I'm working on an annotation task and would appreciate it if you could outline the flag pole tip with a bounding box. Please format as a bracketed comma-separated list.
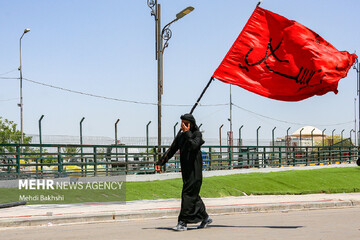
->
[257, 0, 263, 7]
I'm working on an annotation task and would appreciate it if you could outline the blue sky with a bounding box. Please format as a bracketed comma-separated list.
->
[0, 0, 359, 142]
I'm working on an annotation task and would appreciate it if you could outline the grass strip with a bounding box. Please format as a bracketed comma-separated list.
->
[126, 167, 360, 201]
[0, 167, 359, 204]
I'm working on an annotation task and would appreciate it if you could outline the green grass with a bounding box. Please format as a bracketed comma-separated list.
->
[1, 167, 359, 204]
[126, 167, 360, 201]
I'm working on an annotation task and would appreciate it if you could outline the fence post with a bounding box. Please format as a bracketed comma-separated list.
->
[93, 147, 97, 176]
[306, 147, 309, 166]
[228, 145, 232, 169]
[256, 126, 261, 168]
[272, 127, 276, 167]
[279, 146, 282, 167]
[162, 147, 166, 172]
[16, 145, 20, 177]
[125, 147, 128, 174]
[57, 146, 62, 177]
[209, 147, 212, 170]
[39, 115, 44, 173]
[115, 119, 120, 163]
[146, 121, 151, 156]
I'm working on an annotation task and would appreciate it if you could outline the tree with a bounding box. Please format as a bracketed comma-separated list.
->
[62, 146, 80, 162]
[0, 117, 32, 153]
[314, 135, 353, 147]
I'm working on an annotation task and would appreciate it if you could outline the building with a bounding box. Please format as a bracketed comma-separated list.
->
[275, 126, 325, 147]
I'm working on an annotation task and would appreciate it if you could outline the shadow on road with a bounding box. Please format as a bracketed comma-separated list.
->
[143, 225, 303, 231]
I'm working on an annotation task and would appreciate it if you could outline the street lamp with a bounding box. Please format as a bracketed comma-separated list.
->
[19, 28, 30, 144]
[147, 1, 194, 158]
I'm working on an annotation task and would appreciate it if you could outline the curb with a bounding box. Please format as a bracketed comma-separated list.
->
[1, 200, 359, 228]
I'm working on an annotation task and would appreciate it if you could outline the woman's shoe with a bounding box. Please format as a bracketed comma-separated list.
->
[172, 221, 187, 231]
[197, 217, 213, 229]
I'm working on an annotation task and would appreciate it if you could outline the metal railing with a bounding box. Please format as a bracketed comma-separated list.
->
[0, 143, 357, 179]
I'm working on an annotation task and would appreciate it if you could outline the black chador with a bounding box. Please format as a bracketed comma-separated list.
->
[156, 114, 211, 230]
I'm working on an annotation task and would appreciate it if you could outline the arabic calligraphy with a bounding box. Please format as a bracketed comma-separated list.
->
[238, 38, 321, 88]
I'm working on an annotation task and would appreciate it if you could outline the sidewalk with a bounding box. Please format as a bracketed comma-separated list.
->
[1, 193, 360, 228]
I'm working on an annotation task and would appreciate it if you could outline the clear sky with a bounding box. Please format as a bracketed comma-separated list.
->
[0, 0, 359, 142]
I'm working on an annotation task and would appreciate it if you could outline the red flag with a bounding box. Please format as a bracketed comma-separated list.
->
[212, 7, 357, 101]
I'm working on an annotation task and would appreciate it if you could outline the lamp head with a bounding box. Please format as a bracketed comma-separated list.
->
[24, 28, 30, 34]
[176, 6, 194, 20]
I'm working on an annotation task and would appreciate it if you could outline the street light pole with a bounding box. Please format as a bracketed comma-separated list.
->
[147, 1, 194, 159]
[19, 28, 30, 144]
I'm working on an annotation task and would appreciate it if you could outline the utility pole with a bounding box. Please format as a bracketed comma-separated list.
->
[19, 28, 30, 144]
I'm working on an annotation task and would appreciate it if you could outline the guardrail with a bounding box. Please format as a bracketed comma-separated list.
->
[0, 144, 357, 179]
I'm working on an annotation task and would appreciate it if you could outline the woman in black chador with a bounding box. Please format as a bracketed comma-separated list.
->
[155, 113, 212, 231]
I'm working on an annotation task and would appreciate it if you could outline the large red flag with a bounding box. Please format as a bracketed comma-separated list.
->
[212, 7, 357, 101]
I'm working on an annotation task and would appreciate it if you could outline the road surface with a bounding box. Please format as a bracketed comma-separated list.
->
[2, 207, 360, 240]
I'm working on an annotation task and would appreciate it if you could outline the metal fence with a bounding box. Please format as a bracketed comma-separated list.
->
[0, 143, 358, 179]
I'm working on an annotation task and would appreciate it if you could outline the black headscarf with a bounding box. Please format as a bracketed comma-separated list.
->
[180, 113, 199, 132]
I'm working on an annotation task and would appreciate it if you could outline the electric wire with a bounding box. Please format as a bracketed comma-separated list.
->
[0, 76, 355, 127]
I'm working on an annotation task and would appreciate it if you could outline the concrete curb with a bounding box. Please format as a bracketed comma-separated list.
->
[1, 200, 359, 228]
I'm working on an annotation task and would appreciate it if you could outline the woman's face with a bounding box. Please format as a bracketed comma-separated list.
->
[181, 120, 191, 128]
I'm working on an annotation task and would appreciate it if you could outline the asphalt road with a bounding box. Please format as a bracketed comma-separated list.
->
[2, 208, 360, 240]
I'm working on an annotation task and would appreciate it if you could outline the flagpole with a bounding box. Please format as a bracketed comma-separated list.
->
[190, 77, 215, 114]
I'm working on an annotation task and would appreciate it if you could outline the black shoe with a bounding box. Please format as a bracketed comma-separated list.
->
[197, 217, 213, 229]
[172, 221, 187, 231]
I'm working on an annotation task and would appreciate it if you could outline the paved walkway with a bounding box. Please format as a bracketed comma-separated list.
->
[127, 163, 357, 181]
[1, 193, 360, 228]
